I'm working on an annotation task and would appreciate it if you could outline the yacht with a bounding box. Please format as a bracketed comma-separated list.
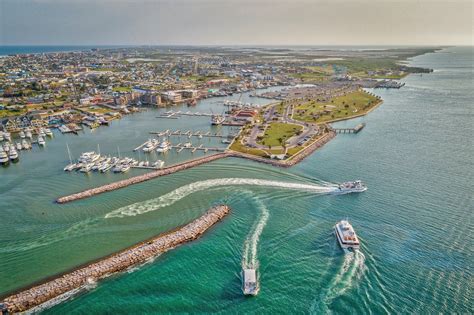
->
[37, 136, 46, 146]
[39, 128, 46, 137]
[0, 132, 3, 142]
[4, 132, 11, 142]
[153, 160, 165, 169]
[25, 130, 33, 139]
[242, 268, 259, 296]
[3, 142, 10, 152]
[79, 163, 93, 173]
[22, 139, 30, 149]
[211, 114, 225, 125]
[183, 142, 192, 148]
[142, 139, 157, 152]
[331, 180, 367, 195]
[44, 128, 53, 137]
[8, 147, 19, 162]
[120, 164, 131, 173]
[16, 142, 22, 151]
[334, 220, 360, 252]
[78, 151, 100, 163]
[19, 130, 26, 139]
[156, 140, 171, 153]
[0, 150, 9, 165]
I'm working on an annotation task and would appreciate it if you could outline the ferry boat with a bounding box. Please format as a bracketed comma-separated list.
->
[211, 114, 225, 125]
[0, 150, 9, 165]
[242, 268, 259, 296]
[331, 180, 367, 195]
[156, 140, 171, 153]
[334, 220, 360, 252]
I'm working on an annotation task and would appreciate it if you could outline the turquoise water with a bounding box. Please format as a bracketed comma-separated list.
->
[1, 47, 472, 313]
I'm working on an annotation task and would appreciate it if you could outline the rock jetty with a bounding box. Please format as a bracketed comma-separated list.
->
[1, 205, 231, 314]
[56, 152, 231, 203]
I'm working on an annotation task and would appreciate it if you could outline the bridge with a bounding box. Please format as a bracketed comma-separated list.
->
[333, 123, 366, 134]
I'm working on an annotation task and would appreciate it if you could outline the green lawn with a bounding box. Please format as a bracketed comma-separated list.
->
[293, 90, 380, 123]
[258, 122, 303, 147]
[229, 140, 268, 157]
[113, 86, 132, 92]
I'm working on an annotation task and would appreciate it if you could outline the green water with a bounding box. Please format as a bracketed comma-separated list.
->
[1, 47, 472, 313]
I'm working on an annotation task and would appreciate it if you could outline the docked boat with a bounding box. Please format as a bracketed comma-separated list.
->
[39, 128, 46, 137]
[142, 139, 157, 152]
[334, 220, 360, 252]
[44, 128, 53, 137]
[79, 163, 93, 173]
[152, 160, 165, 168]
[37, 136, 46, 146]
[242, 268, 259, 296]
[183, 142, 192, 148]
[16, 142, 22, 151]
[331, 180, 367, 195]
[0, 150, 9, 165]
[4, 132, 11, 142]
[3, 143, 10, 152]
[19, 130, 26, 139]
[8, 147, 19, 162]
[25, 130, 33, 139]
[21, 139, 30, 149]
[0, 133, 3, 142]
[211, 114, 225, 125]
[156, 140, 171, 153]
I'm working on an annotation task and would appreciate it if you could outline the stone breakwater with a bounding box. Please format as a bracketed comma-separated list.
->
[1, 205, 231, 314]
[56, 152, 232, 203]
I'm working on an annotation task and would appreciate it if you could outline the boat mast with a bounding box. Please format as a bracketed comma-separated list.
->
[66, 143, 72, 164]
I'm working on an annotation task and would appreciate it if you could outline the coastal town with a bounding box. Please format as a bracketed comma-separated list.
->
[0, 46, 433, 167]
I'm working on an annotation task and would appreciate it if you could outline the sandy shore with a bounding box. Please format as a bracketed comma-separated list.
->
[1, 205, 231, 314]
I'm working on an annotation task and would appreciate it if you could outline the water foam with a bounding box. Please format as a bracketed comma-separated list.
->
[242, 197, 270, 269]
[105, 178, 334, 219]
[311, 250, 366, 314]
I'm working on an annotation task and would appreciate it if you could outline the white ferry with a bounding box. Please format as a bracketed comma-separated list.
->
[331, 180, 367, 195]
[242, 268, 259, 296]
[334, 220, 360, 252]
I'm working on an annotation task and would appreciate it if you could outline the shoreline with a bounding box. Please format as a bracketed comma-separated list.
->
[1, 205, 231, 313]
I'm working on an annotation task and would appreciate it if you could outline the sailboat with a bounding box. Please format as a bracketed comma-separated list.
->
[63, 143, 77, 171]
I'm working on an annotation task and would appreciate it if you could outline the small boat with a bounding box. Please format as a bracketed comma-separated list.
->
[79, 163, 93, 173]
[8, 147, 19, 162]
[156, 140, 171, 153]
[44, 128, 53, 137]
[19, 130, 26, 139]
[22, 139, 30, 149]
[120, 165, 131, 173]
[331, 180, 367, 195]
[4, 132, 11, 142]
[16, 142, 22, 150]
[242, 268, 259, 296]
[211, 114, 225, 125]
[25, 130, 33, 139]
[3, 143, 10, 152]
[153, 160, 165, 168]
[0, 149, 9, 165]
[334, 220, 360, 252]
[37, 136, 46, 146]
[183, 142, 192, 148]
[39, 128, 46, 137]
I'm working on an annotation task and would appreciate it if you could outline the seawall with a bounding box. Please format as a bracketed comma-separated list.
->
[1, 205, 231, 314]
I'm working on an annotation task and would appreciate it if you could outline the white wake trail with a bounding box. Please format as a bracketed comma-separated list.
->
[311, 250, 366, 314]
[105, 178, 334, 219]
[242, 197, 270, 269]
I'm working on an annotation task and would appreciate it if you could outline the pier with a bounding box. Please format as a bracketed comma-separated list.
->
[1, 205, 231, 314]
[157, 110, 215, 119]
[149, 129, 237, 139]
[333, 123, 366, 134]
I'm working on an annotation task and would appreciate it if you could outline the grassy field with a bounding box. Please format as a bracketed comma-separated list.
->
[229, 139, 268, 157]
[293, 90, 380, 123]
[257, 122, 303, 147]
[112, 86, 132, 92]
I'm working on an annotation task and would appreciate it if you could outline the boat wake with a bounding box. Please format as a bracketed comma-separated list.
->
[242, 196, 269, 270]
[311, 250, 366, 314]
[105, 178, 334, 219]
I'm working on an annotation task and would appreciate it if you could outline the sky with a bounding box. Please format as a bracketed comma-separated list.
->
[0, 0, 472, 46]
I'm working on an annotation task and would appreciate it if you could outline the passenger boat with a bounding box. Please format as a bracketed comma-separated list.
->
[0, 150, 9, 165]
[331, 180, 367, 195]
[242, 268, 259, 296]
[334, 220, 360, 252]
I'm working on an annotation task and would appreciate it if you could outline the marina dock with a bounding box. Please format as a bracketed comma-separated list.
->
[0, 205, 231, 313]
[149, 129, 237, 139]
[333, 123, 366, 134]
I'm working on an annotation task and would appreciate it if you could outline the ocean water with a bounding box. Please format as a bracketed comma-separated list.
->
[0, 46, 124, 56]
[0, 47, 472, 313]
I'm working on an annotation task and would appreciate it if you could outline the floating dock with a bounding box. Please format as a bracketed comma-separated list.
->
[0, 205, 231, 314]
